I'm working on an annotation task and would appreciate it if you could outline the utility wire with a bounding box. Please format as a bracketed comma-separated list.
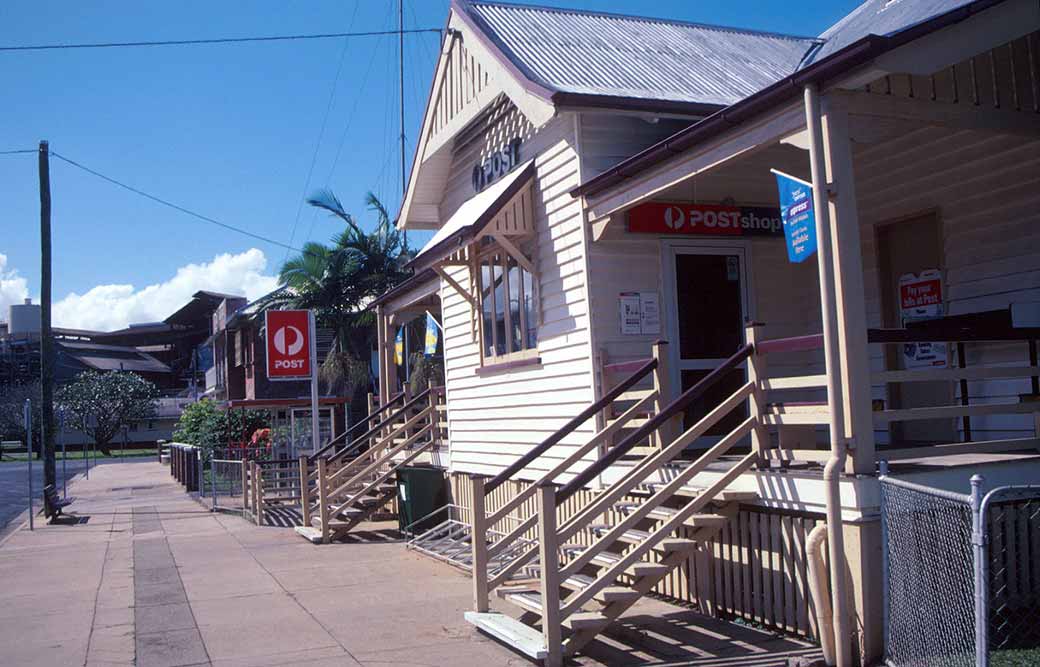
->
[0, 148, 37, 155]
[283, 0, 361, 262]
[0, 29, 442, 52]
[50, 151, 309, 256]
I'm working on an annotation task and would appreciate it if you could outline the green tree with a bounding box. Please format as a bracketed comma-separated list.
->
[0, 380, 48, 459]
[57, 371, 159, 455]
[173, 399, 269, 459]
[265, 192, 413, 400]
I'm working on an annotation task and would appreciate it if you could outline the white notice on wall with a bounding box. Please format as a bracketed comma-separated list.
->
[619, 292, 642, 335]
[639, 292, 660, 335]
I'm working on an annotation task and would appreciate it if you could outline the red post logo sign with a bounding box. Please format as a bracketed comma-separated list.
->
[265, 310, 312, 379]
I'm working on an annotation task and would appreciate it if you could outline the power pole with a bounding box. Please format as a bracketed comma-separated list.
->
[39, 140, 56, 490]
[399, 0, 407, 251]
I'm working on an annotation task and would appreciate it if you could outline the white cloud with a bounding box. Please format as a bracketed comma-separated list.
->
[0, 253, 31, 318]
[52, 248, 280, 331]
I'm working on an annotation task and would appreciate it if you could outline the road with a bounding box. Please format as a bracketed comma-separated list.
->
[0, 458, 92, 537]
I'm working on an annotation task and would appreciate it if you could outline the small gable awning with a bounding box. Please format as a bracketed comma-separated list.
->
[408, 160, 535, 273]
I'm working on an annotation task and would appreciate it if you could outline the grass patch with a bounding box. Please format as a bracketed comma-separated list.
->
[0, 447, 156, 462]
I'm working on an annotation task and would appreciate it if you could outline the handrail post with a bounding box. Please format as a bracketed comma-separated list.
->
[745, 324, 769, 467]
[317, 457, 330, 544]
[299, 455, 311, 526]
[428, 389, 440, 449]
[651, 341, 675, 449]
[254, 462, 264, 526]
[470, 474, 490, 612]
[241, 459, 249, 512]
[537, 483, 563, 667]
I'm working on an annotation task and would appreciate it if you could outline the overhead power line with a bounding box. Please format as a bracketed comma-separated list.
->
[50, 151, 308, 256]
[0, 28, 442, 52]
[0, 148, 37, 155]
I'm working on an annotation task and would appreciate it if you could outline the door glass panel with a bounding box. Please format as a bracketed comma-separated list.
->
[675, 254, 744, 359]
[680, 368, 749, 439]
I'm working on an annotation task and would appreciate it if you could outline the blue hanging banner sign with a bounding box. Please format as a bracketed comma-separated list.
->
[424, 313, 439, 356]
[771, 169, 817, 263]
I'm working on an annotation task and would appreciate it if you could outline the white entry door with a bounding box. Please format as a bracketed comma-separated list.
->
[664, 244, 752, 447]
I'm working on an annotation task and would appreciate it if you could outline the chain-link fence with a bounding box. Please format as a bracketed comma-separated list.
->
[207, 459, 245, 510]
[880, 468, 1040, 667]
[984, 488, 1040, 666]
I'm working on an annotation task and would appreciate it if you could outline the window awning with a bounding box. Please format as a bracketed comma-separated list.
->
[408, 159, 535, 273]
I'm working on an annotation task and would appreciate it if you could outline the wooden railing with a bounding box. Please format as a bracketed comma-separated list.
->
[243, 458, 301, 525]
[470, 343, 668, 610]
[747, 317, 1040, 465]
[469, 342, 762, 660]
[300, 386, 445, 541]
[307, 390, 406, 462]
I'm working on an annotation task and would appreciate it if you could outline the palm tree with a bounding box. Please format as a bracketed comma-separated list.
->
[263, 192, 413, 402]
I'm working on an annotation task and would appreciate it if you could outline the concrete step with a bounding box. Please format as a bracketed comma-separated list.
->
[464, 612, 547, 661]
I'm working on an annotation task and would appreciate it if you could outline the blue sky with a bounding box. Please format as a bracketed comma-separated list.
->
[0, 0, 861, 330]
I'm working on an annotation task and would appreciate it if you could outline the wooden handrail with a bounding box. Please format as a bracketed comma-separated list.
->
[310, 387, 442, 464]
[867, 327, 1040, 343]
[756, 334, 824, 355]
[556, 343, 753, 504]
[603, 357, 652, 374]
[484, 358, 658, 494]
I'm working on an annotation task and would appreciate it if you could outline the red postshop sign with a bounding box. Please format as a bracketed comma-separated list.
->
[627, 202, 785, 237]
[265, 310, 312, 379]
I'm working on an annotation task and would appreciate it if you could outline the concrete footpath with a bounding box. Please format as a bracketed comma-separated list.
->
[0, 460, 820, 667]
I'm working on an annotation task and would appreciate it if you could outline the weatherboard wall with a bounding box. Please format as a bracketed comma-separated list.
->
[853, 123, 1040, 444]
[436, 106, 602, 480]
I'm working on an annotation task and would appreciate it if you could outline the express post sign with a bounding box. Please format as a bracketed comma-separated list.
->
[265, 309, 313, 380]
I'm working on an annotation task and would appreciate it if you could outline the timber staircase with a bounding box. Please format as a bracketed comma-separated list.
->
[464, 341, 765, 665]
[295, 386, 445, 544]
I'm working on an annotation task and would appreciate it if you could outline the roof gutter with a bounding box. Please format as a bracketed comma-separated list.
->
[570, 0, 1007, 199]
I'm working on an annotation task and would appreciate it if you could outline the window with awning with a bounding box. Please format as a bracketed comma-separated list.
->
[408, 160, 539, 366]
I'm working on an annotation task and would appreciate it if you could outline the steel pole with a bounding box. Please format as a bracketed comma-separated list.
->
[24, 399, 33, 531]
[60, 411, 66, 499]
[308, 310, 320, 457]
[971, 474, 987, 667]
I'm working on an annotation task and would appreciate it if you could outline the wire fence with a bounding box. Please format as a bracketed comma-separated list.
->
[880, 467, 1040, 667]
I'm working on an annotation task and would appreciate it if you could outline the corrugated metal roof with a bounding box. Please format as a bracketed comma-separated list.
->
[807, 0, 977, 64]
[465, 1, 821, 107]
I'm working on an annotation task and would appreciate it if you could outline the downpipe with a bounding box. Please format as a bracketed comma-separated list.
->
[804, 81, 853, 667]
[823, 442, 851, 667]
[807, 524, 836, 666]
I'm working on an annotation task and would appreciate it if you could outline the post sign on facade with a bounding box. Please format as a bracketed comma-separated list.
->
[900, 270, 947, 368]
[619, 291, 661, 335]
[772, 169, 817, 263]
[627, 202, 783, 237]
[472, 138, 522, 192]
[265, 309, 313, 379]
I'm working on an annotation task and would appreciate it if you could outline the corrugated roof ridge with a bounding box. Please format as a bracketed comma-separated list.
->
[468, 0, 823, 44]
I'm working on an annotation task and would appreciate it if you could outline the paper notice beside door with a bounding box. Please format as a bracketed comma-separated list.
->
[619, 291, 661, 335]
[639, 292, 660, 335]
[619, 292, 642, 335]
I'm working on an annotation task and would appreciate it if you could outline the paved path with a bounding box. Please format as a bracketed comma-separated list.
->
[0, 458, 89, 536]
[0, 460, 820, 666]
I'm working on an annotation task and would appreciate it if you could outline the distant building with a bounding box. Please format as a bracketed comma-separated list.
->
[205, 292, 348, 455]
[1, 292, 236, 447]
